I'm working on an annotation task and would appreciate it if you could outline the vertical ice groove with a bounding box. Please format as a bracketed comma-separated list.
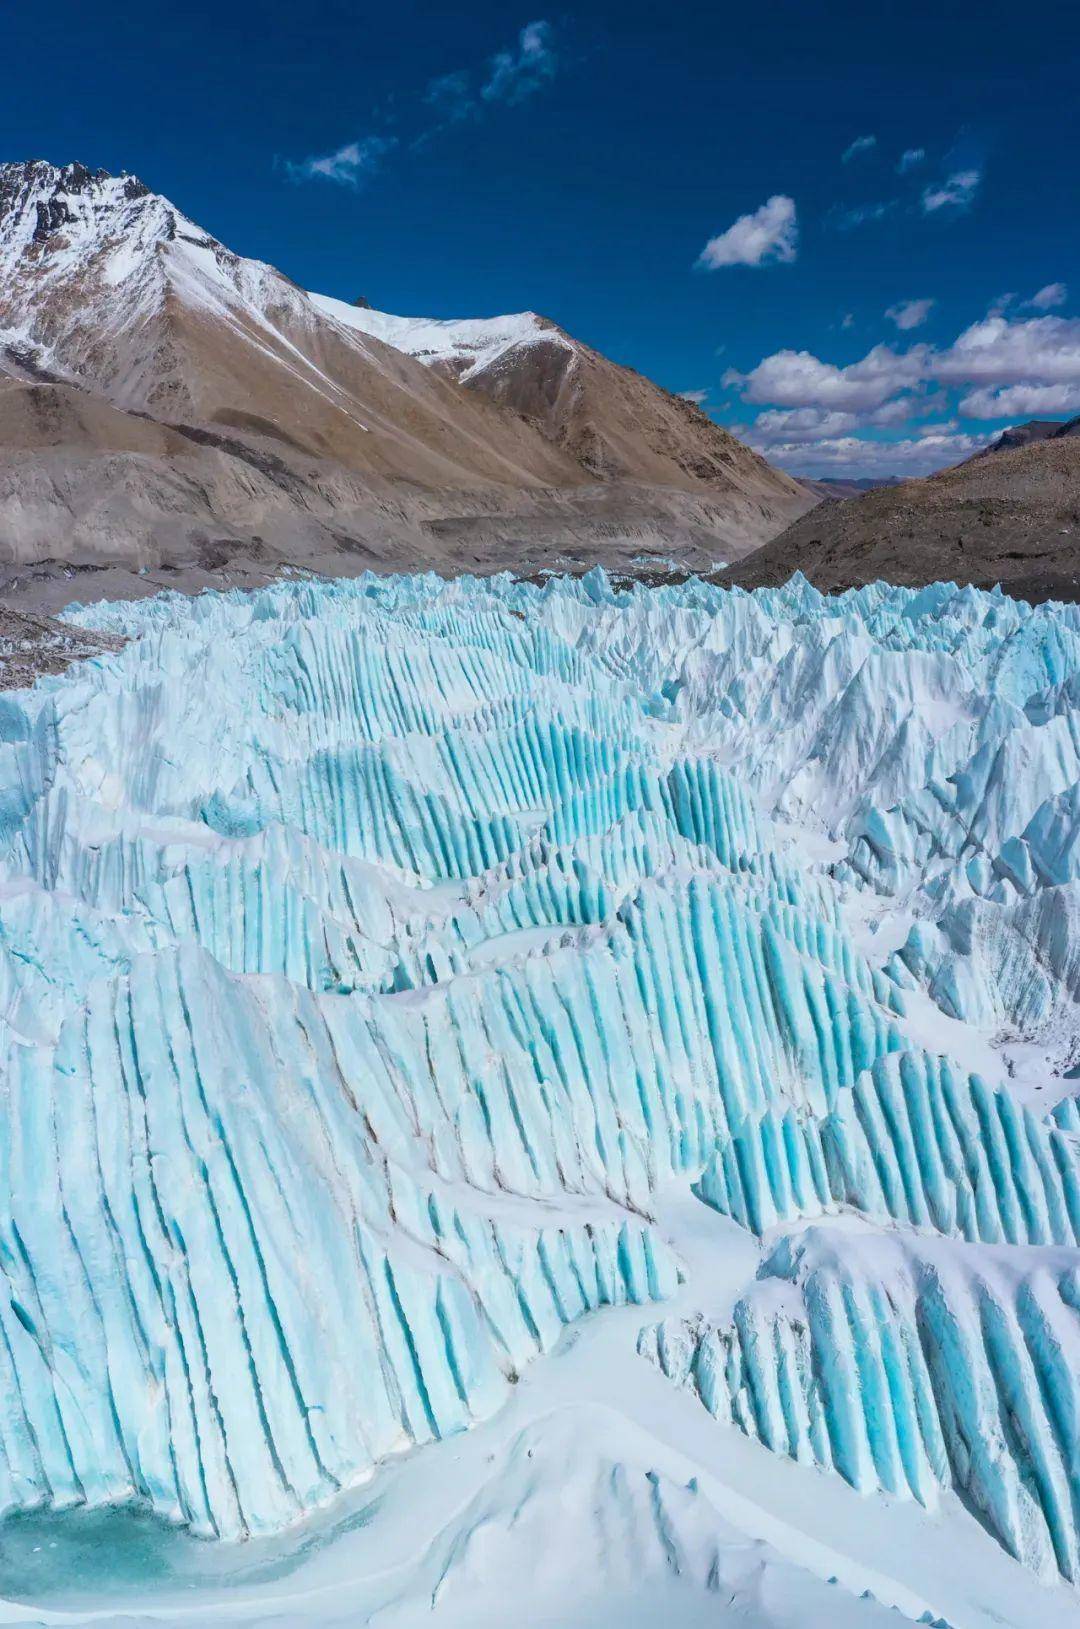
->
[643, 1227, 1080, 1580]
[5, 567, 1080, 1570]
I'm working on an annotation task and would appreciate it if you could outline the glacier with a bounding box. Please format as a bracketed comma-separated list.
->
[0, 568, 1079, 1625]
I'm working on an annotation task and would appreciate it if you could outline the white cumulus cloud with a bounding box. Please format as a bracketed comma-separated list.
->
[762, 399, 922, 439]
[750, 397, 933, 446]
[886, 298, 935, 331]
[697, 195, 798, 270]
[725, 301, 1080, 474]
[934, 314, 1080, 390]
[753, 431, 986, 479]
[730, 316, 1080, 423]
[725, 343, 927, 413]
[958, 382, 1080, 419]
[751, 407, 861, 442]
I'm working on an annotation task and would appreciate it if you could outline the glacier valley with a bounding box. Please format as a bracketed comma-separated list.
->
[0, 568, 1079, 1626]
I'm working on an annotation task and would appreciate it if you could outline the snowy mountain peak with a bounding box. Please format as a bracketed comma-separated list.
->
[309, 292, 574, 383]
[0, 159, 270, 408]
[0, 160, 209, 339]
[0, 158, 150, 203]
[0, 160, 207, 280]
[0, 157, 813, 539]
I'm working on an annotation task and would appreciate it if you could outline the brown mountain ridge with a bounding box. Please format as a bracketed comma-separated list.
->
[0, 161, 814, 608]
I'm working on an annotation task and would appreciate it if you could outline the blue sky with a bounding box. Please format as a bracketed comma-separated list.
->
[4, 0, 1079, 476]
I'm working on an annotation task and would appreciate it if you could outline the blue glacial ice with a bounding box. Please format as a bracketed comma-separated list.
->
[639, 1226, 1080, 1582]
[0, 568, 1079, 1596]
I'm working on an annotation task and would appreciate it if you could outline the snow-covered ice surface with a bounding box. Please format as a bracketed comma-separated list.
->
[2, 568, 1080, 1625]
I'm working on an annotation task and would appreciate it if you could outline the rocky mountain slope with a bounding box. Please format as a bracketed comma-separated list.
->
[0, 161, 814, 602]
[311, 294, 803, 495]
[725, 432, 1080, 603]
[973, 416, 1080, 458]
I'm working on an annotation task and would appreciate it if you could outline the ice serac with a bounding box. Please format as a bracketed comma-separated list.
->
[0, 568, 1079, 1606]
[640, 1227, 1080, 1582]
[692, 1045, 1080, 1245]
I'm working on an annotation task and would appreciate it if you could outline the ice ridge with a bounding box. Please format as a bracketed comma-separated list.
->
[0, 567, 1075, 1588]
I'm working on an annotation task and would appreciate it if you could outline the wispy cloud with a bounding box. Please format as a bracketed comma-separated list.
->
[897, 147, 925, 174]
[284, 135, 398, 188]
[286, 21, 560, 185]
[832, 199, 895, 231]
[697, 195, 797, 270]
[989, 284, 1069, 318]
[481, 20, 557, 105]
[425, 69, 476, 125]
[678, 388, 709, 404]
[1027, 281, 1068, 311]
[842, 134, 877, 163]
[921, 168, 981, 212]
[886, 297, 935, 331]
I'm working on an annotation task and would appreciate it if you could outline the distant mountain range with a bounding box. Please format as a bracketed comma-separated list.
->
[0, 161, 814, 605]
[800, 474, 904, 501]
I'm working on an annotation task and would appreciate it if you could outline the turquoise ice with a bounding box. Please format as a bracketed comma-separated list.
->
[0, 568, 1076, 1581]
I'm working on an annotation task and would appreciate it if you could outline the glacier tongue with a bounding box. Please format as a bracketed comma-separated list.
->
[1, 568, 1080, 1616]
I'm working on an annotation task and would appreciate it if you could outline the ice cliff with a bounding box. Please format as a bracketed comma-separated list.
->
[0, 569, 1078, 1593]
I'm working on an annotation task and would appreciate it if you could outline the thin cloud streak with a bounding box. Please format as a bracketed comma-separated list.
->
[831, 199, 895, 231]
[287, 21, 560, 183]
[842, 134, 877, 162]
[922, 168, 981, 212]
[1028, 282, 1067, 311]
[481, 20, 557, 105]
[283, 135, 398, 188]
